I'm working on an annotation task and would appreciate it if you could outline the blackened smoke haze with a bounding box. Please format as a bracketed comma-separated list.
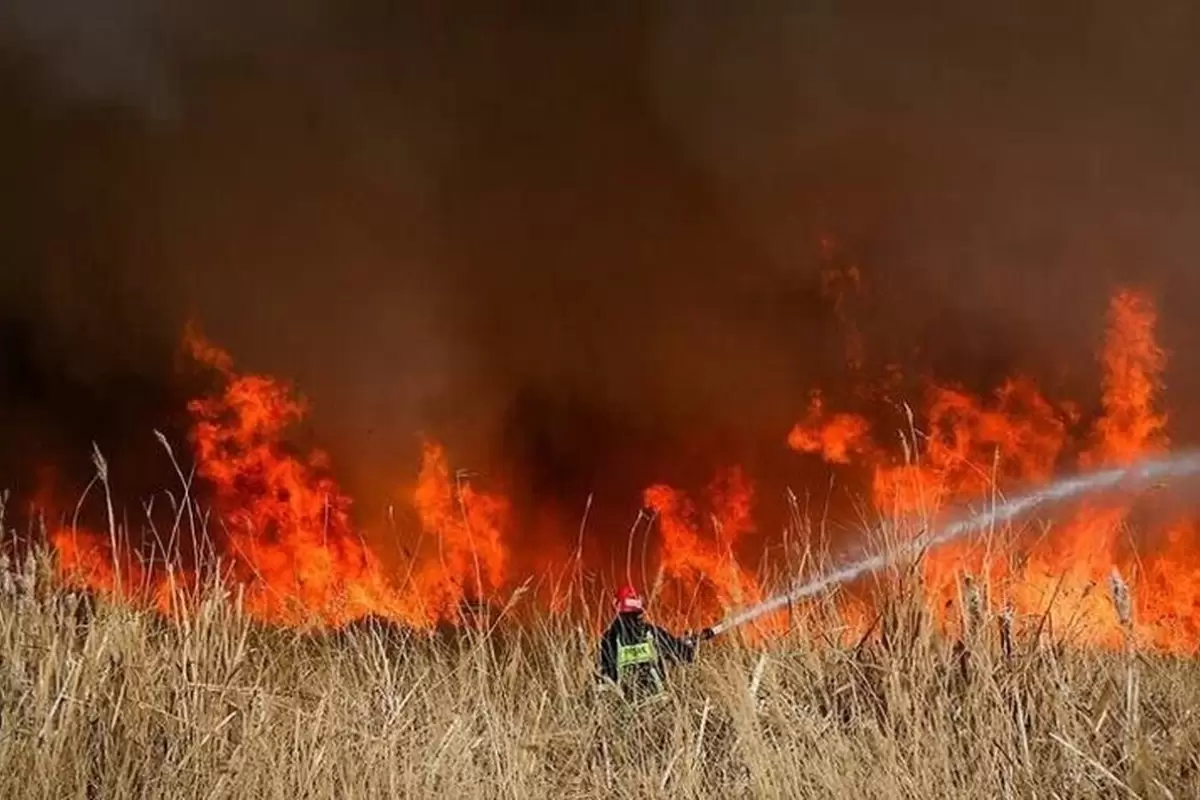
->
[3, 2, 1200, 545]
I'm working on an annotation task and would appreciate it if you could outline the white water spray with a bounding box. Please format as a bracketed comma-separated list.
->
[707, 451, 1200, 637]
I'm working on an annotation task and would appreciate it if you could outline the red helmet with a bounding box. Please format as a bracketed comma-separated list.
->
[614, 584, 644, 613]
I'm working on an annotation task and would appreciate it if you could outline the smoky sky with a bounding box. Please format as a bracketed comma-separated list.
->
[3, 2, 1200, 532]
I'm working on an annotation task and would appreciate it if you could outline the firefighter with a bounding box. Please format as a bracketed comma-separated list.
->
[595, 584, 712, 703]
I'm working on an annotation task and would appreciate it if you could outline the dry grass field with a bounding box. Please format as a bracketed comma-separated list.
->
[3, 533, 1199, 800]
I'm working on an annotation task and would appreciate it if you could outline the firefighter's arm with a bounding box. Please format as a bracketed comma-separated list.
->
[652, 625, 698, 663]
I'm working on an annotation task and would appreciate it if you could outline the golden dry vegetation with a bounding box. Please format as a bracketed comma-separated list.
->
[4, 532, 1200, 800]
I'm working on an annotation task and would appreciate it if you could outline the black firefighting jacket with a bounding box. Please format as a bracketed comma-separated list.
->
[596, 612, 696, 696]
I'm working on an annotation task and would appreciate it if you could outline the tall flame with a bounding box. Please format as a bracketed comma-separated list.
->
[52, 329, 510, 630]
[789, 287, 1200, 651]
[1085, 289, 1168, 465]
[643, 467, 775, 632]
[410, 440, 509, 622]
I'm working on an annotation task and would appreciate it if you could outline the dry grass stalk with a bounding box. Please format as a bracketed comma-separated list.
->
[1109, 567, 1133, 635]
[962, 572, 984, 637]
[998, 603, 1014, 662]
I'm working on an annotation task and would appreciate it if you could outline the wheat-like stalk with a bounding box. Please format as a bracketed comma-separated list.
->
[1109, 567, 1133, 632]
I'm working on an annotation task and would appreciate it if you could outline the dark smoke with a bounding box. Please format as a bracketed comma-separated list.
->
[3, 0, 177, 113]
[3, 3, 1200, 552]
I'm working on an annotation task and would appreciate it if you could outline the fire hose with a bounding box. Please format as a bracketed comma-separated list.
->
[693, 544, 910, 641]
[695, 583, 816, 642]
[695, 451, 1200, 642]
[700, 549, 897, 639]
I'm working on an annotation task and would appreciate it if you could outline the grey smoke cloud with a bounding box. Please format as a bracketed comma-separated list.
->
[3, 2, 1200, 542]
[2, 0, 179, 113]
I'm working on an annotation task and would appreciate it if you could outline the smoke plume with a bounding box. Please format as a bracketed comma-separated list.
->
[3, 2, 1200, 540]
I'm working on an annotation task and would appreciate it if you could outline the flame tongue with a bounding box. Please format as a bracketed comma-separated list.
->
[1085, 289, 1168, 464]
[186, 331, 360, 623]
[410, 440, 509, 623]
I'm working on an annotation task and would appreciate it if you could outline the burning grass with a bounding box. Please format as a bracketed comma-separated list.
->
[4, 524, 1200, 798]
[39, 286, 1200, 655]
[11, 281, 1200, 794]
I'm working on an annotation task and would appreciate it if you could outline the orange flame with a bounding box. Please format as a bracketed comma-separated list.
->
[410, 440, 510, 623]
[41, 284, 1200, 653]
[183, 328, 399, 625]
[788, 392, 876, 465]
[1084, 289, 1168, 465]
[788, 287, 1200, 652]
[51, 329, 511, 630]
[643, 468, 784, 634]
